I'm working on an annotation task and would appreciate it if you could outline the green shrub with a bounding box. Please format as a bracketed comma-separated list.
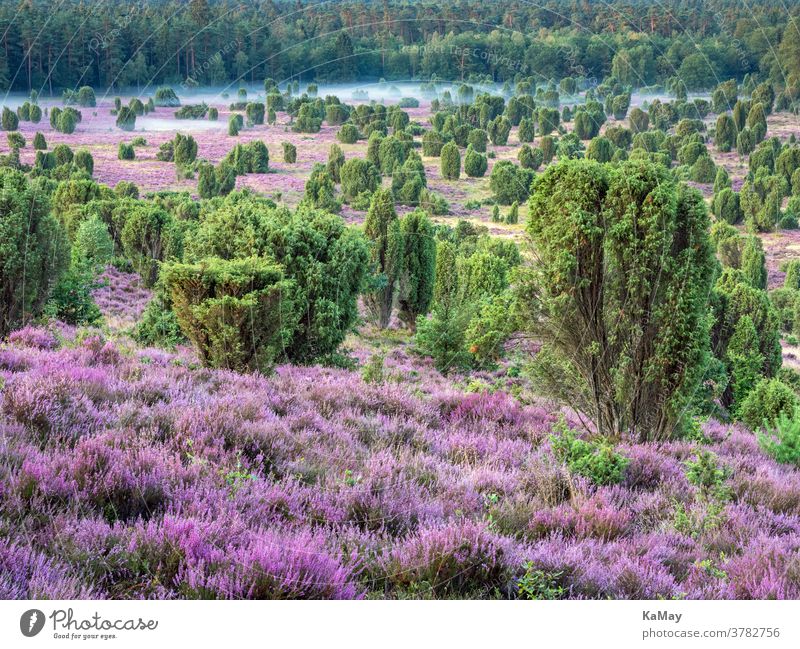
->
[0, 169, 69, 336]
[517, 564, 566, 600]
[422, 129, 448, 157]
[6, 131, 24, 148]
[713, 187, 741, 224]
[340, 158, 380, 202]
[525, 159, 716, 441]
[74, 149, 94, 175]
[32, 132, 46, 150]
[121, 203, 182, 287]
[44, 265, 102, 325]
[118, 142, 135, 160]
[549, 420, 629, 486]
[739, 378, 800, 430]
[396, 209, 436, 328]
[72, 214, 114, 270]
[467, 128, 488, 152]
[1, 106, 19, 130]
[116, 106, 136, 131]
[685, 450, 731, 500]
[490, 160, 534, 204]
[337, 123, 360, 144]
[173, 133, 198, 166]
[154, 86, 181, 107]
[282, 141, 297, 163]
[586, 136, 614, 163]
[691, 155, 717, 183]
[463, 145, 487, 178]
[162, 256, 296, 372]
[182, 196, 370, 362]
[758, 410, 800, 466]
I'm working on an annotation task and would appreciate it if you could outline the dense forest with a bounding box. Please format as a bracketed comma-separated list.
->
[1, 0, 800, 93]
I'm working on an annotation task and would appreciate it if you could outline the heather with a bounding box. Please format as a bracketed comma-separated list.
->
[1, 324, 799, 599]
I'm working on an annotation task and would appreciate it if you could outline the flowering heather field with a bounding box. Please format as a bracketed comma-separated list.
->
[2, 285, 800, 599]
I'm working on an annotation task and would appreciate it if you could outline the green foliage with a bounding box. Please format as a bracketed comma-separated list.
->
[490, 161, 534, 205]
[282, 141, 297, 163]
[740, 235, 767, 289]
[378, 135, 408, 174]
[121, 203, 181, 287]
[72, 214, 114, 270]
[685, 451, 731, 501]
[361, 352, 386, 385]
[713, 187, 741, 224]
[557, 133, 585, 160]
[739, 378, 800, 430]
[712, 269, 783, 405]
[550, 419, 629, 486]
[523, 159, 716, 441]
[74, 149, 94, 175]
[173, 133, 198, 166]
[44, 264, 102, 326]
[154, 86, 181, 107]
[757, 410, 800, 466]
[162, 256, 296, 372]
[227, 114, 240, 136]
[116, 106, 136, 131]
[586, 136, 614, 163]
[32, 132, 46, 150]
[1, 106, 19, 130]
[518, 118, 535, 143]
[464, 145, 487, 177]
[118, 142, 135, 160]
[517, 564, 565, 600]
[628, 107, 648, 133]
[6, 131, 24, 148]
[690, 155, 716, 183]
[396, 209, 436, 328]
[487, 115, 511, 145]
[715, 113, 737, 152]
[364, 189, 401, 328]
[326, 144, 345, 183]
[726, 315, 764, 413]
[183, 195, 370, 363]
[505, 201, 519, 224]
[302, 164, 340, 213]
[539, 136, 556, 166]
[337, 123, 360, 144]
[0, 169, 69, 336]
[340, 158, 380, 202]
[391, 155, 426, 205]
[440, 141, 461, 180]
[518, 144, 543, 170]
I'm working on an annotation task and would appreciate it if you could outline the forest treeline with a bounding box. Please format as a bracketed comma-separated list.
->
[2, 0, 800, 93]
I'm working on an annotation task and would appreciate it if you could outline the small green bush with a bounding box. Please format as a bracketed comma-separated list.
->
[739, 378, 800, 430]
[758, 410, 800, 466]
[118, 142, 135, 160]
[549, 420, 629, 486]
[162, 256, 297, 372]
[282, 141, 297, 163]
